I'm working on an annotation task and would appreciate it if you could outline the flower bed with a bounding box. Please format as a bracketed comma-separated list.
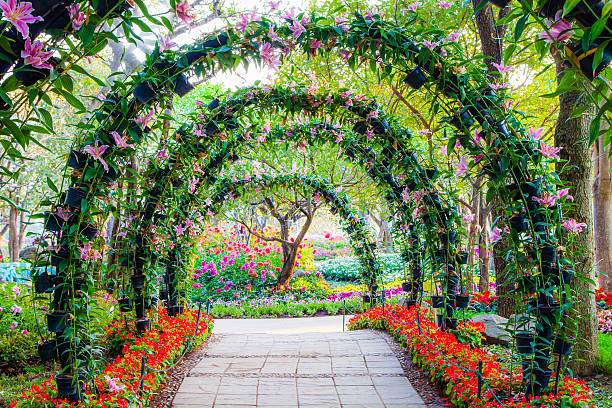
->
[11, 308, 213, 407]
[469, 291, 498, 313]
[348, 305, 593, 408]
[596, 289, 612, 310]
[316, 253, 407, 282]
[598, 309, 612, 334]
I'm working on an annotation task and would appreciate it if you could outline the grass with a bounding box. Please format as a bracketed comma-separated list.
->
[597, 332, 612, 374]
[0, 362, 53, 408]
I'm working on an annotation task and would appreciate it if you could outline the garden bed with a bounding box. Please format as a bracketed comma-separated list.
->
[348, 304, 593, 407]
[10, 308, 213, 407]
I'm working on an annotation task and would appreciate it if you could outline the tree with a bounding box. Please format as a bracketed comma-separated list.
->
[554, 57, 599, 376]
[593, 135, 612, 292]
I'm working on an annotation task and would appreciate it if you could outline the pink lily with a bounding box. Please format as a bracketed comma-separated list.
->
[310, 39, 323, 50]
[0, 0, 42, 38]
[173, 224, 186, 236]
[539, 11, 573, 43]
[132, 110, 154, 129]
[406, 2, 422, 11]
[159, 35, 178, 51]
[562, 218, 587, 235]
[156, 149, 168, 159]
[111, 131, 134, 149]
[79, 243, 102, 261]
[528, 126, 544, 140]
[533, 192, 557, 207]
[489, 227, 502, 244]
[536, 141, 562, 160]
[268, 25, 279, 41]
[402, 188, 410, 203]
[84, 141, 110, 171]
[492, 61, 513, 74]
[21, 37, 53, 69]
[260, 42, 280, 69]
[68, 4, 86, 30]
[438, 1, 451, 8]
[269, 1, 280, 10]
[175, 1, 194, 25]
[556, 188, 574, 201]
[289, 19, 306, 39]
[455, 156, 469, 177]
[421, 40, 439, 50]
[105, 376, 125, 393]
[55, 207, 74, 222]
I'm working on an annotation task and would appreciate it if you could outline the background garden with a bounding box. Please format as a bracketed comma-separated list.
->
[0, 0, 611, 407]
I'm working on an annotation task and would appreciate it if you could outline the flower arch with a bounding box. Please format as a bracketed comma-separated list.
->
[30, 10, 581, 400]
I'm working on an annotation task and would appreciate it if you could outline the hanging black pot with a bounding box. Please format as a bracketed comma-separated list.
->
[133, 82, 157, 104]
[515, 332, 535, 355]
[135, 297, 145, 319]
[449, 109, 474, 129]
[411, 267, 422, 280]
[552, 336, 573, 356]
[14, 59, 52, 86]
[430, 295, 444, 308]
[118, 298, 131, 313]
[37, 339, 57, 361]
[205, 120, 220, 135]
[130, 275, 145, 290]
[526, 367, 553, 397]
[403, 66, 428, 90]
[447, 274, 460, 289]
[50, 247, 70, 268]
[517, 275, 538, 294]
[146, 295, 158, 310]
[79, 224, 98, 241]
[550, 267, 574, 286]
[46, 312, 68, 333]
[35, 273, 53, 293]
[167, 305, 185, 317]
[455, 294, 470, 309]
[564, 41, 612, 81]
[93, 0, 131, 17]
[64, 186, 87, 209]
[55, 373, 81, 400]
[159, 289, 168, 301]
[439, 231, 456, 245]
[456, 252, 468, 265]
[436, 314, 457, 330]
[135, 318, 151, 334]
[495, 120, 512, 141]
[509, 213, 528, 233]
[44, 211, 64, 232]
[538, 304, 560, 324]
[405, 299, 417, 308]
[540, 245, 557, 268]
[401, 281, 411, 292]
[171, 73, 194, 97]
[362, 294, 372, 304]
[102, 166, 120, 183]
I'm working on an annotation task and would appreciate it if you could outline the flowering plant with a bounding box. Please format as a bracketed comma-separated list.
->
[469, 291, 498, 313]
[595, 289, 612, 310]
[598, 309, 612, 334]
[11, 307, 213, 407]
[348, 304, 593, 407]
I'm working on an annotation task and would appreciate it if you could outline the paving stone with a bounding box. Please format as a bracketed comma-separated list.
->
[173, 317, 425, 407]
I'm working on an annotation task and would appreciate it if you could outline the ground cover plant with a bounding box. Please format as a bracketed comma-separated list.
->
[11, 308, 213, 407]
[316, 253, 407, 282]
[349, 304, 594, 408]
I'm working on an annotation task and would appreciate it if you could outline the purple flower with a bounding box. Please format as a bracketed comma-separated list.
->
[68, 4, 85, 30]
[175, 1, 195, 25]
[0, 0, 42, 38]
[21, 37, 53, 69]
[455, 156, 469, 177]
[289, 19, 306, 39]
[539, 11, 573, 43]
[492, 61, 513, 74]
[536, 141, 562, 160]
[562, 218, 587, 235]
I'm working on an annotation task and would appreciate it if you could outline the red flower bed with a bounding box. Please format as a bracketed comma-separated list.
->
[11, 308, 213, 407]
[348, 305, 593, 408]
[595, 288, 612, 309]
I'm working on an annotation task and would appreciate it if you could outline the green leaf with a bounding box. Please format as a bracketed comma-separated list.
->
[514, 14, 528, 42]
[46, 177, 58, 193]
[132, 0, 162, 26]
[55, 88, 86, 112]
[132, 18, 152, 33]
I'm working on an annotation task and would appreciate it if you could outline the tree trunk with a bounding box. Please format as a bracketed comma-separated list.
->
[277, 244, 298, 287]
[494, 228, 514, 317]
[8, 193, 18, 262]
[594, 136, 612, 291]
[554, 58, 598, 376]
[466, 180, 482, 290]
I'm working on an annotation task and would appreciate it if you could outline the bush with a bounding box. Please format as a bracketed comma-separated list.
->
[316, 253, 407, 282]
[598, 309, 612, 334]
[596, 333, 612, 375]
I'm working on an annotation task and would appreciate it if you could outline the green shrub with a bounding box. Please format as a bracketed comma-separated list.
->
[316, 253, 407, 282]
[596, 333, 612, 374]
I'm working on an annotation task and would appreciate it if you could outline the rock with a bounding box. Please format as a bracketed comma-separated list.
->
[471, 314, 511, 345]
[19, 246, 38, 262]
[291, 269, 310, 278]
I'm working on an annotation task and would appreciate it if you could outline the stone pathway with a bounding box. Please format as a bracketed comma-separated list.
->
[172, 316, 426, 408]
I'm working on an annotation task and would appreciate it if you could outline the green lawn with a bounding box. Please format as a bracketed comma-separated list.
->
[597, 332, 612, 374]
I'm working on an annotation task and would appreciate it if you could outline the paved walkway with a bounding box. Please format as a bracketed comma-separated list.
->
[173, 316, 426, 408]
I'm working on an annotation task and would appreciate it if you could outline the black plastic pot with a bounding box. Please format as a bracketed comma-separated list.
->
[118, 298, 131, 313]
[436, 315, 457, 331]
[538, 304, 560, 324]
[171, 73, 194, 97]
[130, 275, 145, 290]
[401, 281, 411, 292]
[50, 247, 70, 268]
[456, 252, 468, 265]
[167, 305, 185, 317]
[146, 295, 158, 310]
[447, 274, 460, 289]
[552, 336, 572, 356]
[205, 120, 220, 135]
[411, 267, 422, 280]
[202, 31, 230, 49]
[405, 299, 417, 308]
[133, 82, 157, 104]
[46, 312, 68, 333]
[67, 150, 90, 170]
[55, 374, 80, 399]
[79, 224, 98, 240]
[516, 332, 535, 355]
[517, 275, 538, 294]
[403, 66, 427, 90]
[135, 318, 151, 334]
[44, 211, 64, 232]
[94, 0, 131, 17]
[35, 273, 53, 293]
[526, 367, 553, 397]
[430, 295, 444, 308]
[159, 289, 168, 301]
[14, 60, 51, 86]
[65, 186, 87, 208]
[540, 245, 557, 266]
[37, 340, 57, 361]
[135, 298, 145, 319]
[489, 0, 510, 8]
[449, 109, 474, 129]
[495, 120, 512, 141]
[550, 267, 573, 286]
[565, 41, 612, 81]
[455, 295, 470, 309]
[509, 213, 528, 233]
